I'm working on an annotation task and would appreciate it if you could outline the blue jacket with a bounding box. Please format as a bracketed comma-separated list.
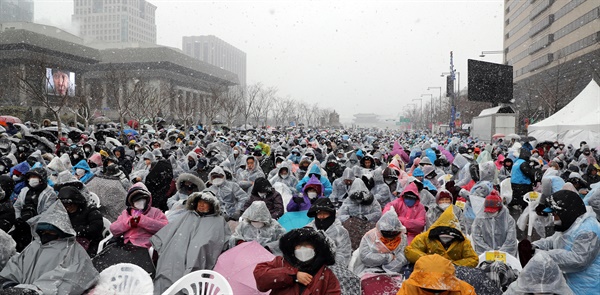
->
[295, 165, 333, 196]
[511, 159, 531, 185]
[72, 160, 94, 184]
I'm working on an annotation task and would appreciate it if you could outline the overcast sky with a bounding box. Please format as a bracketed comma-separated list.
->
[34, 0, 505, 120]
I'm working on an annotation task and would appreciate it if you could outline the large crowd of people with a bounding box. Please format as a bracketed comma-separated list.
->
[0, 119, 598, 295]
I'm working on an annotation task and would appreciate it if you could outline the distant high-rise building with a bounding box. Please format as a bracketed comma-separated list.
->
[182, 35, 246, 87]
[0, 0, 33, 23]
[72, 0, 157, 44]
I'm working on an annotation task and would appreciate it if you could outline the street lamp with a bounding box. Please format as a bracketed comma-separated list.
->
[421, 94, 433, 128]
[427, 86, 442, 111]
[479, 50, 504, 58]
[412, 98, 423, 129]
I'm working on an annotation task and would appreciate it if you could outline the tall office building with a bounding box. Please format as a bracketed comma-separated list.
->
[72, 0, 157, 44]
[182, 35, 246, 87]
[0, 0, 33, 23]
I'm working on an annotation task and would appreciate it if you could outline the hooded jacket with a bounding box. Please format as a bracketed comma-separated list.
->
[10, 161, 31, 202]
[504, 251, 574, 295]
[426, 190, 468, 232]
[151, 192, 230, 294]
[86, 170, 129, 221]
[371, 167, 393, 208]
[405, 206, 478, 268]
[390, 141, 410, 164]
[230, 200, 286, 249]
[330, 168, 354, 201]
[287, 175, 326, 212]
[58, 186, 104, 252]
[397, 254, 475, 295]
[205, 166, 249, 217]
[0, 201, 99, 294]
[295, 163, 333, 196]
[254, 227, 340, 295]
[0, 185, 14, 233]
[354, 208, 408, 276]
[110, 182, 168, 249]
[471, 205, 518, 256]
[243, 177, 284, 219]
[236, 155, 266, 190]
[268, 161, 299, 194]
[338, 178, 382, 222]
[72, 159, 94, 184]
[166, 173, 205, 210]
[13, 168, 57, 220]
[383, 182, 426, 244]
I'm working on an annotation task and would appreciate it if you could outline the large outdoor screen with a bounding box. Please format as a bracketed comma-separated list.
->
[467, 59, 513, 104]
[46, 68, 76, 97]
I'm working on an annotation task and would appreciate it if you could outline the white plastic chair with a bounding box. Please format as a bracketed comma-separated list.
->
[90, 263, 153, 295]
[102, 217, 112, 238]
[161, 270, 233, 295]
[89, 192, 101, 208]
[97, 233, 113, 254]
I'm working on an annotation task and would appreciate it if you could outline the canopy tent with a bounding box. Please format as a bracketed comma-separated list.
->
[528, 79, 600, 147]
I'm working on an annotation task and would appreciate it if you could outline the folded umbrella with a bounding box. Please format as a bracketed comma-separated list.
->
[277, 211, 313, 232]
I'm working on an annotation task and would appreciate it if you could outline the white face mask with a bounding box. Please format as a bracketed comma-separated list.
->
[133, 199, 146, 210]
[307, 192, 318, 199]
[29, 178, 40, 187]
[280, 173, 289, 179]
[212, 178, 224, 186]
[75, 168, 86, 176]
[12, 175, 19, 181]
[84, 148, 91, 153]
[438, 203, 451, 210]
[554, 219, 562, 226]
[439, 234, 454, 244]
[0, 165, 5, 172]
[258, 192, 266, 198]
[294, 246, 315, 262]
[251, 221, 265, 229]
[234, 150, 239, 155]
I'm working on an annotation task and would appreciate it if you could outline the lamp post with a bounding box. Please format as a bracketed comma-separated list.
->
[421, 94, 433, 129]
[441, 71, 460, 132]
[427, 86, 442, 111]
[406, 103, 416, 130]
[479, 50, 504, 58]
[412, 98, 423, 130]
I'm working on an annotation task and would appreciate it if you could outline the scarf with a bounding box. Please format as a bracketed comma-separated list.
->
[380, 235, 401, 251]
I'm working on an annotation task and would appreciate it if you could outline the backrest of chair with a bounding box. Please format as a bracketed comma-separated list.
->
[89, 192, 101, 208]
[102, 217, 111, 238]
[92, 263, 153, 295]
[162, 270, 233, 295]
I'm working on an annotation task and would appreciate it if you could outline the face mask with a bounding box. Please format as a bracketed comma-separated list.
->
[85, 148, 91, 153]
[439, 203, 451, 210]
[403, 197, 417, 207]
[75, 168, 85, 176]
[487, 210, 500, 217]
[439, 234, 454, 244]
[294, 246, 315, 262]
[0, 165, 5, 172]
[133, 199, 146, 210]
[73, 154, 79, 159]
[233, 150, 239, 155]
[29, 178, 41, 187]
[188, 160, 196, 169]
[251, 221, 265, 229]
[307, 192, 318, 199]
[280, 173, 289, 179]
[258, 192, 266, 198]
[554, 144, 558, 148]
[212, 178, 224, 186]
[12, 175, 20, 181]
[554, 219, 562, 226]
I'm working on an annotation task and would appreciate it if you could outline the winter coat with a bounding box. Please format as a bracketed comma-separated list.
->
[383, 182, 426, 244]
[286, 176, 326, 212]
[0, 202, 99, 294]
[145, 159, 173, 211]
[504, 251, 574, 295]
[371, 167, 393, 208]
[397, 254, 475, 295]
[296, 164, 333, 196]
[110, 183, 168, 249]
[268, 161, 299, 194]
[0, 188, 15, 233]
[471, 206, 518, 256]
[236, 158, 266, 190]
[390, 141, 409, 164]
[58, 187, 104, 251]
[86, 174, 128, 221]
[151, 192, 230, 294]
[230, 201, 285, 249]
[72, 160, 94, 184]
[329, 168, 354, 201]
[307, 218, 352, 266]
[226, 146, 245, 174]
[242, 179, 284, 219]
[166, 173, 206, 210]
[532, 211, 600, 295]
[10, 161, 30, 202]
[353, 208, 408, 276]
[405, 205, 479, 268]
[13, 184, 57, 220]
[426, 199, 467, 233]
[511, 149, 535, 185]
[338, 179, 382, 223]
[205, 166, 249, 217]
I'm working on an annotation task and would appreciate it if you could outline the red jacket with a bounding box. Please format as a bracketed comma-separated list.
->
[110, 207, 168, 248]
[254, 256, 341, 295]
[383, 182, 426, 244]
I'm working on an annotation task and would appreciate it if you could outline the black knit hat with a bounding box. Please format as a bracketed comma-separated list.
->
[307, 198, 336, 218]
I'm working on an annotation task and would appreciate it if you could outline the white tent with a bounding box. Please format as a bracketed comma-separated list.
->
[528, 80, 600, 147]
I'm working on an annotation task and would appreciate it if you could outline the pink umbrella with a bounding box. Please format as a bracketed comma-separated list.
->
[213, 241, 274, 294]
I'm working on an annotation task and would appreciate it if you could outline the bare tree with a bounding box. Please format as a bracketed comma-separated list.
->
[128, 79, 161, 130]
[272, 96, 294, 127]
[203, 85, 225, 130]
[240, 83, 263, 127]
[67, 95, 93, 129]
[219, 86, 243, 127]
[103, 68, 136, 132]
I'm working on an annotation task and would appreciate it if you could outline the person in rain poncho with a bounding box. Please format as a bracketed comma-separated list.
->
[426, 189, 467, 232]
[0, 229, 15, 271]
[269, 161, 299, 194]
[236, 155, 266, 191]
[498, 158, 513, 182]
[242, 177, 284, 220]
[383, 182, 426, 244]
[205, 166, 248, 221]
[397, 254, 475, 295]
[143, 149, 173, 211]
[0, 201, 99, 294]
[329, 167, 355, 204]
[504, 250, 574, 295]
[371, 167, 394, 208]
[405, 205, 479, 268]
[226, 146, 245, 177]
[287, 175, 326, 212]
[57, 186, 104, 255]
[151, 191, 230, 295]
[451, 153, 473, 187]
[352, 153, 376, 179]
[353, 207, 408, 276]
[471, 190, 518, 256]
[230, 200, 285, 250]
[110, 182, 168, 249]
[582, 165, 600, 185]
[85, 162, 129, 222]
[166, 172, 205, 210]
[533, 190, 600, 295]
[72, 159, 95, 184]
[337, 178, 382, 223]
[306, 198, 352, 266]
[0, 185, 14, 233]
[295, 161, 333, 196]
[254, 227, 341, 295]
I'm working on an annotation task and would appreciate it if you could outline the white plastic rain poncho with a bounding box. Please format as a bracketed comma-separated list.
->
[426, 190, 468, 232]
[479, 161, 498, 184]
[504, 251, 574, 295]
[205, 166, 249, 218]
[353, 207, 408, 276]
[471, 206, 518, 256]
[268, 161, 298, 194]
[371, 167, 394, 208]
[307, 218, 352, 266]
[229, 201, 285, 250]
[338, 179, 382, 222]
[0, 229, 15, 270]
[235, 156, 266, 190]
[330, 168, 354, 202]
[0, 201, 99, 294]
[151, 192, 230, 295]
[452, 154, 473, 187]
